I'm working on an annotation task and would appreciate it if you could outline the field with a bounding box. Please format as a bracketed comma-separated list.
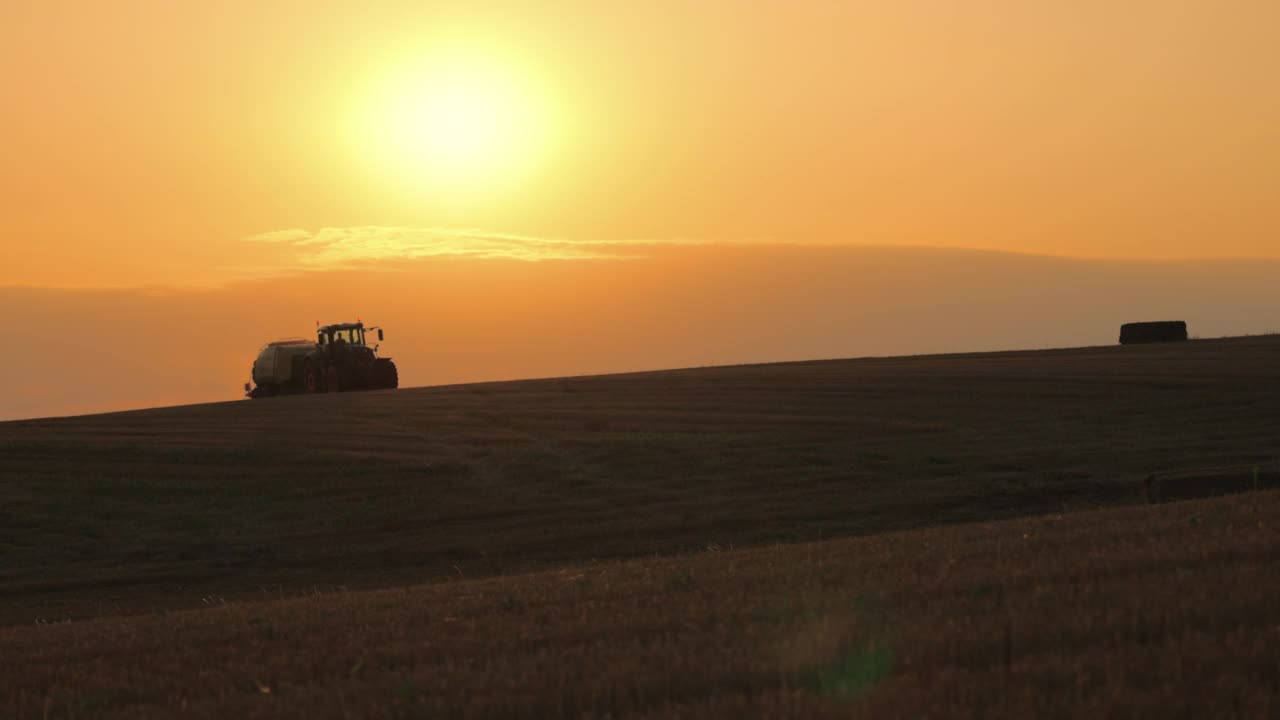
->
[3, 336, 1279, 716]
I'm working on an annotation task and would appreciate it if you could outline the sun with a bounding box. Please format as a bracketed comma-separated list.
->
[350, 49, 555, 193]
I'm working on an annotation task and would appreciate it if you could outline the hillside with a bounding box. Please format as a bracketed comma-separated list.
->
[3, 335, 1279, 624]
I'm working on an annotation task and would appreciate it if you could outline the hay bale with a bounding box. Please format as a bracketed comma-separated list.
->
[1144, 463, 1280, 503]
[1119, 321, 1188, 345]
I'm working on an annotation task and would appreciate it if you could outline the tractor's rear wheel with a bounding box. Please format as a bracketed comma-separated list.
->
[301, 360, 319, 393]
[326, 365, 340, 393]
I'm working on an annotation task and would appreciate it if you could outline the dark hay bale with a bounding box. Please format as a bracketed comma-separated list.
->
[1144, 463, 1280, 503]
[1119, 321, 1189, 345]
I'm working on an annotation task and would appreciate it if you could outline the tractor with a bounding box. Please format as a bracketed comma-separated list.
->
[245, 322, 398, 398]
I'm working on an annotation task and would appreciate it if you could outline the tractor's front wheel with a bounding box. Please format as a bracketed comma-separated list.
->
[374, 359, 398, 390]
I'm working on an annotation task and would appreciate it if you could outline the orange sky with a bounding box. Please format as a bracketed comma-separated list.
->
[3, 1, 1278, 289]
[1, 2, 1278, 419]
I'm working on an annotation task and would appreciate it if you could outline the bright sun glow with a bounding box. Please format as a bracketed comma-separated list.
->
[351, 50, 555, 194]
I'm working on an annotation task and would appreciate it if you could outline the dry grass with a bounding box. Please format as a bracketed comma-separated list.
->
[2, 491, 1276, 718]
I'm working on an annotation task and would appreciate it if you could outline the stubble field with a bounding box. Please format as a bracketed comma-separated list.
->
[2, 336, 1279, 716]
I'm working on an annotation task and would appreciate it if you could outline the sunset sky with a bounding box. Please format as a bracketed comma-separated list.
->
[2, 2, 1278, 419]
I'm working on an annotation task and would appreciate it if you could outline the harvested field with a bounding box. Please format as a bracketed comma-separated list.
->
[3, 490, 1277, 718]
[3, 336, 1280, 716]
[2, 335, 1279, 624]
[1146, 463, 1280, 503]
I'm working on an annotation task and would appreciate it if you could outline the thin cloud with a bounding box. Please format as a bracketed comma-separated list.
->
[243, 226, 720, 266]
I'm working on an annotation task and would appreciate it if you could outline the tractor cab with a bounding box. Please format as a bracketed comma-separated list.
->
[317, 322, 385, 350]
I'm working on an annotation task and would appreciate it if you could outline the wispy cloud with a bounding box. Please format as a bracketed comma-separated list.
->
[243, 226, 718, 266]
